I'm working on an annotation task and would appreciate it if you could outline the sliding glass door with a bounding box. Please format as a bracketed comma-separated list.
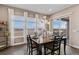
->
[12, 16, 25, 45]
[52, 18, 69, 43]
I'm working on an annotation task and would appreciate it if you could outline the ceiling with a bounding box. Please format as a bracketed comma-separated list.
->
[6, 4, 74, 15]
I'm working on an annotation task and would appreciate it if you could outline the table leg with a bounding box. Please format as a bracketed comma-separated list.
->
[44, 45, 47, 55]
[38, 44, 42, 55]
[64, 39, 66, 55]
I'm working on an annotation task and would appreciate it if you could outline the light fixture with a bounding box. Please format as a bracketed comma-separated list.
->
[49, 9, 52, 11]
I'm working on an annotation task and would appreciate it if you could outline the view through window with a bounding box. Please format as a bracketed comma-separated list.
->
[52, 19, 67, 36]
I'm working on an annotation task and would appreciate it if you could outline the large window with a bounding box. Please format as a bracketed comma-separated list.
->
[26, 17, 46, 35]
[11, 15, 26, 44]
[52, 19, 67, 36]
[11, 15, 47, 45]
[12, 16, 46, 38]
[13, 16, 25, 36]
[27, 17, 36, 35]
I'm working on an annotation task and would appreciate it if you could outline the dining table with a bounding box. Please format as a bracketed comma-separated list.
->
[32, 36, 67, 55]
[32, 36, 54, 55]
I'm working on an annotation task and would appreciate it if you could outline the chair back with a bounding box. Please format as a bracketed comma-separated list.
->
[27, 35, 30, 48]
[27, 35, 32, 46]
[53, 36, 61, 50]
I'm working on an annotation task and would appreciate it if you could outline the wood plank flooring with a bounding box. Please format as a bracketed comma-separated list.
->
[0, 44, 79, 55]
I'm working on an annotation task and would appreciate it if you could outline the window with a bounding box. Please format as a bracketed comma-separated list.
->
[14, 21, 25, 29]
[52, 19, 67, 35]
[13, 16, 25, 36]
[27, 17, 36, 35]
[52, 19, 67, 29]
[13, 16, 25, 21]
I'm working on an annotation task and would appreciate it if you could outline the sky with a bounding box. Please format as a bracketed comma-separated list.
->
[52, 19, 67, 29]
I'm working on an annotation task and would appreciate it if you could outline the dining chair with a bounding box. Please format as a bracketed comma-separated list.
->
[27, 35, 38, 55]
[44, 36, 62, 55]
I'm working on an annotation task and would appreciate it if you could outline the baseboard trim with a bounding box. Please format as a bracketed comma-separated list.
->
[69, 44, 79, 49]
[11, 42, 26, 46]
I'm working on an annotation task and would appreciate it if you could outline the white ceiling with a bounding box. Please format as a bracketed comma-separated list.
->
[6, 4, 74, 15]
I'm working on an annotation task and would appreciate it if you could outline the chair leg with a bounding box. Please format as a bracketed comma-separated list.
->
[64, 40, 66, 55]
[31, 48, 33, 55]
[27, 46, 28, 52]
[29, 46, 30, 55]
[27, 45, 29, 53]
[44, 47, 46, 55]
[58, 46, 60, 55]
[37, 47, 39, 55]
[51, 50, 54, 55]
[58, 49, 60, 55]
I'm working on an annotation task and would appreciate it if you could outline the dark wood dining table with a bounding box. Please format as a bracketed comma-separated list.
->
[32, 37, 54, 55]
[32, 36, 67, 55]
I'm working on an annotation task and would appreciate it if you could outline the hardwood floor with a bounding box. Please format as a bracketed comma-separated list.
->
[0, 44, 27, 55]
[0, 44, 79, 55]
